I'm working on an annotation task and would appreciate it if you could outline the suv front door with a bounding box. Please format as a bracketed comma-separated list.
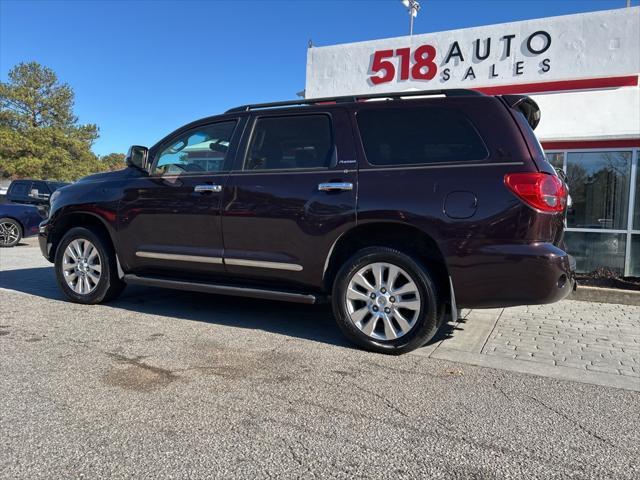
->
[222, 109, 357, 288]
[118, 117, 245, 278]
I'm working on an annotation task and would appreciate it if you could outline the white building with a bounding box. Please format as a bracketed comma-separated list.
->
[306, 7, 640, 276]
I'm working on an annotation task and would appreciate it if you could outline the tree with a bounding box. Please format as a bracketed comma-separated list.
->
[0, 62, 113, 181]
[100, 152, 126, 171]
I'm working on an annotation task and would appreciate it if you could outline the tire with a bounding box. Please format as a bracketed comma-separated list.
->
[54, 227, 125, 304]
[0, 217, 22, 247]
[331, 247, 441, 355]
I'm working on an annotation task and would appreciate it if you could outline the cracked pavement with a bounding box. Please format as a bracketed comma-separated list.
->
[1, 240, 639, 478]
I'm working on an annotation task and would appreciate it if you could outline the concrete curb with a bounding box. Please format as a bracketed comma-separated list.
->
[570, 285, 640, 306]
[430, 347, 640, 392]
[411, 307, 640, 392]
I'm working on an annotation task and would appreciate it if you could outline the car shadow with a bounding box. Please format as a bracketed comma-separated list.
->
[0, 266, 446, 351]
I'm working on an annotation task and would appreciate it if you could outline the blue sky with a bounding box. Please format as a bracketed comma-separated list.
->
[1, 0, 637, 156]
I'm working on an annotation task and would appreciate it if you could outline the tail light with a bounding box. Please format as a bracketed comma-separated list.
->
[504, 172, 567, 213]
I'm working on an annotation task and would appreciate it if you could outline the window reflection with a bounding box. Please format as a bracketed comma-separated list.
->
[545, 152, 564, 170]
[635, 164, 640, 230]
[566, 151, 631, 230]
[564, 231, 627, 274]
[631, 235, 640, 277]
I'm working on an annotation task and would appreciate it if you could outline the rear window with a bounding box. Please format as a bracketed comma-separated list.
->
[9, 182, 29, 195]
[47, 182, 67, 192]
[357, 107, 488, 166]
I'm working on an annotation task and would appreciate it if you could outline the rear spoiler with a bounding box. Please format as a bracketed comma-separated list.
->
[501, 95, 541, 130]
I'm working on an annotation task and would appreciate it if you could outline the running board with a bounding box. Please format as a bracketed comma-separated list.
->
[123, 274, 321, 304]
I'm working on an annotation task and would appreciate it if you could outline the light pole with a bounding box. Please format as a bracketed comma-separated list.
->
[401, 0, 421, 36]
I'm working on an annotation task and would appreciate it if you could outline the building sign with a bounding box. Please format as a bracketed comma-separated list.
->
[305, 7, 639, 98]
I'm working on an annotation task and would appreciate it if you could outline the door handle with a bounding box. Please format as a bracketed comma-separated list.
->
[318, 182, 353, 192]
[194, 184, 222, 193]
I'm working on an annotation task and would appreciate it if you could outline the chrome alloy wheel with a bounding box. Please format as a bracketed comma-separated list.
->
[0, 221, 20, 246]
[345, 262, 422, 341]
[62, 239, 102, 294]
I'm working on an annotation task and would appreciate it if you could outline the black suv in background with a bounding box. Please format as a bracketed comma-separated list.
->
[2, 179, 69, 205]
[39, 89, 574, 354]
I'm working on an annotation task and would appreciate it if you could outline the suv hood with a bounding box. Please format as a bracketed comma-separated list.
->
[76, 167, 141, 183]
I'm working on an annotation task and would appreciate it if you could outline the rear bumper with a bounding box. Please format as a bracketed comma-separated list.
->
[450, 242, 576, 309]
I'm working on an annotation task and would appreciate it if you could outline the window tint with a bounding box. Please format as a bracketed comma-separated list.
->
[357, 107, 487, 166]
[10, 182, 29, 195]
[154, 121, 236, 175]
[245, 115, 332, 171]
[33, 182, 50, 194]
[47, 182, 68, 192]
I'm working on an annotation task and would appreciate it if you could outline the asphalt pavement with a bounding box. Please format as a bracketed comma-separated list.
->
[1, 239, 639, 479]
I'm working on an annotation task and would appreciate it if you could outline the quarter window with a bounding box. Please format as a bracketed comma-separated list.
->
[244, 115, 333, 171]
[153, 121, 236, 175]
[357, 107, 488, 166]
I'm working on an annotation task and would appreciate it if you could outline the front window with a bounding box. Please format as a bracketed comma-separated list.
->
[153, 121, 236, 175]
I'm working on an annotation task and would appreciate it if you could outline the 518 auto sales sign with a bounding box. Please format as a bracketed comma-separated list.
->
[305, 7, 639, 98]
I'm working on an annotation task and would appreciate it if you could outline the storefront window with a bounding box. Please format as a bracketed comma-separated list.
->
[564, 231, 627, 274]
[565, 151, 632, 230]
[545, 152, 564, 170]
[634, 163, 640, 230]
[630, 235, 640, 277]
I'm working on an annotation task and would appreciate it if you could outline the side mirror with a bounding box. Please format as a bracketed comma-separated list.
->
[126, 145, 149, 172]
[29, 188, 49, 202]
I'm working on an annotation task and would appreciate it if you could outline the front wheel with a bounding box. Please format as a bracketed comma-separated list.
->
[54, 227, 125, 304]
[332, 247, 441, 354]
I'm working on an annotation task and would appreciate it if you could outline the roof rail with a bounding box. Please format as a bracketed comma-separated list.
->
[225, 88, 483, 113]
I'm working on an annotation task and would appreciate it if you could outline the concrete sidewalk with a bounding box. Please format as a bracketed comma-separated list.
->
[412, 302, 640, 392]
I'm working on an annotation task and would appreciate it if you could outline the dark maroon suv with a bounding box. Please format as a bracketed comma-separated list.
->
[39, 89, 575, 354]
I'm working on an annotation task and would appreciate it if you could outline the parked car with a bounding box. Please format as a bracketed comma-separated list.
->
[38, 89, 575, 354]
[0, 203, 44, 247]
[3, 179, 70, 206]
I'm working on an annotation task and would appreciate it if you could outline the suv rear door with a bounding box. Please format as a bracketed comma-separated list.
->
[222, 108, 357, 288]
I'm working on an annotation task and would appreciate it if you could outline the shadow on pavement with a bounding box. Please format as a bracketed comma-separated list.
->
[0, 266, 350, 348]
[0, 266, 448, 350]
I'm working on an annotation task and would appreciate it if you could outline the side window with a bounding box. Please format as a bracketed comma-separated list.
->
[357, 107, 488, 166]
[34, 182, 50, 195]
[244, 115, 333, 171]
[10, 182, 29, 196]
[153, 121, 237, 175]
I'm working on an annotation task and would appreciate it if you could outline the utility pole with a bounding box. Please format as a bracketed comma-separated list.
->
[401, 0, 421, 36]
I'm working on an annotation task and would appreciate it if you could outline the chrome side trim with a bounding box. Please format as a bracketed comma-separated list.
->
[225, 258, 303, 272]
[135, 251, 223, 264]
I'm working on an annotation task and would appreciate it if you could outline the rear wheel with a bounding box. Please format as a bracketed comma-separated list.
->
[332, 247, 440, 354]
[0, 218, 22, 247]
[55, 227, 125, 304]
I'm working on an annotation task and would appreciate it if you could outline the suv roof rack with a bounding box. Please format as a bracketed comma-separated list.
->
[225, 88, 483, 113]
